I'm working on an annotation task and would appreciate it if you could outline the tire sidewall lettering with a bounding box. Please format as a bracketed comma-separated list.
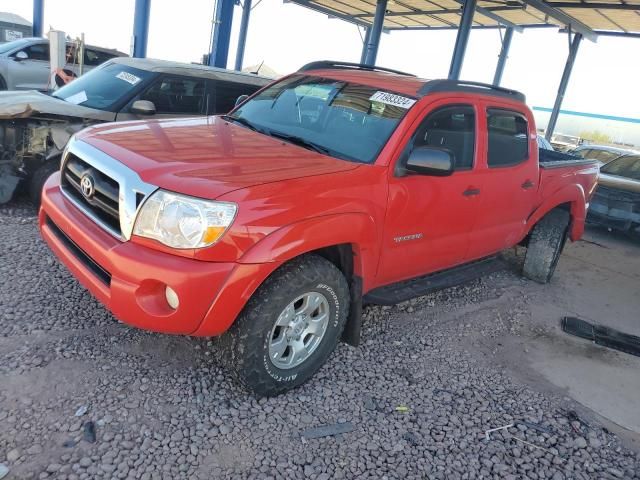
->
[261, 283, 342, 383]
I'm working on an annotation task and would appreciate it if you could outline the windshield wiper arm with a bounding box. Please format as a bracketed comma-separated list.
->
[267, 130, 331, 156]
[221, 115, 260, 132]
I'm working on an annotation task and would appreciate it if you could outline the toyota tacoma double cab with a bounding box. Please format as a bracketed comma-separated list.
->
[39, 61, 599, 396]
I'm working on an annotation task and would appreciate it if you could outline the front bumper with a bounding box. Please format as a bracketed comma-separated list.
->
[39, 172, 278, 336]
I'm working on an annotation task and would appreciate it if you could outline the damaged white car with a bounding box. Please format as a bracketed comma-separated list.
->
[0, 57, 270, 204]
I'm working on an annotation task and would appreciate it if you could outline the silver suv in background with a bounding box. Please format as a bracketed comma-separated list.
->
[0, 57, 271, 205]
[0, 37, 125, 91]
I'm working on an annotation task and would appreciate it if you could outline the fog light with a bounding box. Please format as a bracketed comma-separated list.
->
[165, 286, 179, 310]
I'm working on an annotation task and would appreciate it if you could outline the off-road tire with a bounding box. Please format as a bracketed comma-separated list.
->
[220, 254, 350, 397]
[29, 160, 60, 207]
[523, 209, 570, 284]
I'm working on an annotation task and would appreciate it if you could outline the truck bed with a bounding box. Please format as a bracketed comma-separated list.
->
[538, 148, 595, 169]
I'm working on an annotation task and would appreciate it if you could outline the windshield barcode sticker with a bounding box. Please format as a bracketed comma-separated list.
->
[116, 71, 141, 85]
[369, 91, 416, 109]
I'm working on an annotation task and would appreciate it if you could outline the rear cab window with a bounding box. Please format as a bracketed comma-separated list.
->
[139, 75, 207, 115]
[211, 79, 263, 114]
[487, 109, 529, 167]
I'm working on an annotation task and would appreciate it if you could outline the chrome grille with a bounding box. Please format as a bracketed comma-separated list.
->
[61, 153, 121, 234]
[59, 138, 157, 241]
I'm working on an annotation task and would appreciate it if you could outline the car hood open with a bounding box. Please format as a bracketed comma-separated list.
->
[77, 116, 361, 200]
[0, 90, 112, 121]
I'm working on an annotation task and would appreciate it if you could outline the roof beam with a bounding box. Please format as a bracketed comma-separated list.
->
[547, 2, 640, 10]
[284, 0, 377, 29]
[351, 6, 523, 18]
[453, 0, 524, 32]
[519, 0, 598, 41]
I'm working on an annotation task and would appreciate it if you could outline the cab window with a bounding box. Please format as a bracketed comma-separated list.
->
[212, 80, 262, 114]
[413, 105, 475, 170]
[487, 109, 528, 167]
[16, 43, 49, 61]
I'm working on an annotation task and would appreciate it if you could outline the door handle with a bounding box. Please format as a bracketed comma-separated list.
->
[462, 188, 481, 197]
[522, 179, 535, 189]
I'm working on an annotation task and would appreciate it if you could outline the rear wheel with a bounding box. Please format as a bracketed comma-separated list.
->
[220, 254, 350, 397]
[523, 209, 570, 284]
[29, 159, 60, 207]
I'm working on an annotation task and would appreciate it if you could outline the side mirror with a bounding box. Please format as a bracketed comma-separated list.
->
[235, 95, 249, 108]
[14, 51, 28, 61]
[131, 100, 156, 116]
[405, 146, 454, 176]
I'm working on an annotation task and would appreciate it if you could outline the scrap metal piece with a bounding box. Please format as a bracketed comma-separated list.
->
[484, 423, 514, 441]
[562, 317, 640, 357]
[301, 422, 354, 439]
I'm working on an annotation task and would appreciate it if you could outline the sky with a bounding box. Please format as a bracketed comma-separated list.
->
[3, 0, 640, 143]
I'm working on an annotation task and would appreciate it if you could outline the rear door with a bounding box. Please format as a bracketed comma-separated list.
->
[377, 100, 483, 285]
[9, 42, 50, 90]
[466, 103, 538, 260]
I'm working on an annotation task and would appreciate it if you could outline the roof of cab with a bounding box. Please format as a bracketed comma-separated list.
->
[297, 60, 526, 103]
[110, 57, 271, 86]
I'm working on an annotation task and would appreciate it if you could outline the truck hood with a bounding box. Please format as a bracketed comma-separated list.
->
[78, 116, 361, 200]
[0, 90, 111, 121]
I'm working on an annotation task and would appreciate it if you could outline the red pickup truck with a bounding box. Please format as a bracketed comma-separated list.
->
[39, 61, 599, 396]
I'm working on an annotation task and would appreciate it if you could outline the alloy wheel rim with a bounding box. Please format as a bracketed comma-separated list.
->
[268, 291, 330, 370]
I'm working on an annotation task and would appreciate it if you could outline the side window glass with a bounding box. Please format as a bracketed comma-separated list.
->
[22, 44, 50, 61]
[84, 49, 116, 67]
[487, 109, 528, 167]
[139, 76, 206, 115]
[213, 80, 261, 114]
[414, 105, 475, 170]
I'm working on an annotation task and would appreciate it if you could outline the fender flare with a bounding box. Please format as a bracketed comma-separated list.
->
[526, 183, 586, 241]
[239, 213, 380, 288]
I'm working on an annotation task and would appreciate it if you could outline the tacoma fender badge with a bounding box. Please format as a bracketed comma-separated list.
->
[394, 233, 423, 243]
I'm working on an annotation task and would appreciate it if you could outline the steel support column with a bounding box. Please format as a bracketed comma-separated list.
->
[234, 0, 252, 71]
[492, 27, 513, 86]
[362, 0, 387, 66]
[448, 0, 477, 80]
[360, 27, 372, 64]
[545, 33, 583, 141]
[33, 0, 44, 37]
[132, 0, 151, 58]
[209, 0, 235, 68]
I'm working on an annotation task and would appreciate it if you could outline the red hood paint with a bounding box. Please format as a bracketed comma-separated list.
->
[76, 116, 360, 199]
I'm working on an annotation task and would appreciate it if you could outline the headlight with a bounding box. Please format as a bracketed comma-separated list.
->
[133, 190, 237, 249]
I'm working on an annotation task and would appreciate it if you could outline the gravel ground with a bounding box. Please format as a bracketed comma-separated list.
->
[1, 200, 639, 480]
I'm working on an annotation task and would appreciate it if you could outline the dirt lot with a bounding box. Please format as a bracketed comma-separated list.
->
[1, 199, 639, 480]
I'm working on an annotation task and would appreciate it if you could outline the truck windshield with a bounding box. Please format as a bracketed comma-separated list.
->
[53, 63, 155, 111]
[229, 74, 415, 163]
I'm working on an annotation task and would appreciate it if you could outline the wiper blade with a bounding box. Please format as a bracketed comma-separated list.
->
[221, 115, 259, 132]
[268, 130, 331, 156]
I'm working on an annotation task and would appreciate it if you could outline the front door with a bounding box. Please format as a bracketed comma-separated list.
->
[377, 101, 482, 286]
[10, 43, 50, 91]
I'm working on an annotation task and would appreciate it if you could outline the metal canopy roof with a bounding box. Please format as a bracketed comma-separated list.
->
[289, 0, 640, 38]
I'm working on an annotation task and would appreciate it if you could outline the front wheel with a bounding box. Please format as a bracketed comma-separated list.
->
[523, 209, 570, 284]
[29, 159, 60, 207]
[221, 254, 350, 397]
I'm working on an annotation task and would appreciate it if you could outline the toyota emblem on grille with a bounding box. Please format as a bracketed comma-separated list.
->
[80, 174, 95, 199]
